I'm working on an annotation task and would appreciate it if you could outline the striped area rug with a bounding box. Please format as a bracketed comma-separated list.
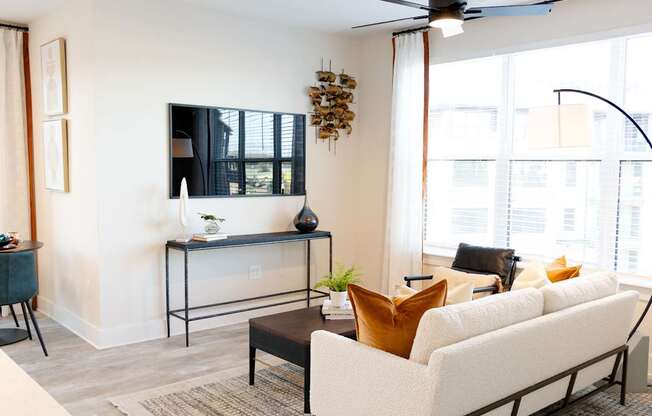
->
[111, 363, 651, 416]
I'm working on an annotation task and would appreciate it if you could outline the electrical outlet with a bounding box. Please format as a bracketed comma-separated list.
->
[249, 265, 262, 280]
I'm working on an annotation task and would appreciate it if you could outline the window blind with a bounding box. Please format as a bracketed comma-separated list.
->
[425, 33, 652, 277]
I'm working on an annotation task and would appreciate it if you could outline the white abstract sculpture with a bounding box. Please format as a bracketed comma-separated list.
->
[176, 178, 191, 242]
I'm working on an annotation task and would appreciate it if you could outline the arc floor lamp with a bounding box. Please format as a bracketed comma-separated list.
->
[527, 88, 652, 342]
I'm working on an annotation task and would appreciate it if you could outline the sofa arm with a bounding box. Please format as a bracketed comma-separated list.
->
[310, 330, 434, 416]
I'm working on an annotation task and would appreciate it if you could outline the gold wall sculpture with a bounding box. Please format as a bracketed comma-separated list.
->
[308, 60, 357, 151]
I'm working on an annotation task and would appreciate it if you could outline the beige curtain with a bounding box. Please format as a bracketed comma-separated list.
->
[0, 29, 30, 239]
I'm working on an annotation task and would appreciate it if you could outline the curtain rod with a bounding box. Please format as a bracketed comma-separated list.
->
[0, 23, 29, 32]
[392, 26, 429, 37]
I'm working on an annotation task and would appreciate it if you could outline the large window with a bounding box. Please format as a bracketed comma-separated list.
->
[426, 33, 652, 277]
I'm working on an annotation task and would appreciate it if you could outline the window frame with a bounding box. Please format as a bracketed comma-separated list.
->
[211, 112, 295, 196]
[424, 33, 652, 277]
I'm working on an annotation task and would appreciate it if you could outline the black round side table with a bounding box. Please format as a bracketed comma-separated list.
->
[0, 240, 43, 347]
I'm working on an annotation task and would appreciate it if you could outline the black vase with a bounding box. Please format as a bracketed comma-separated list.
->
[294, 194, 319, 233]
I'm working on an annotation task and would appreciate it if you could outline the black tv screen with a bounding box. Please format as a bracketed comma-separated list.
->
[169, 104, 305, 198]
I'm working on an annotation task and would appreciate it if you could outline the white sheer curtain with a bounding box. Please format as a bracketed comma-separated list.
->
[0, 29, 30, 238]
[382, 32, 426, 294]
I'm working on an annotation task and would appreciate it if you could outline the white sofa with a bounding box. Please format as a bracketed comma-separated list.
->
[311, 273, 638, 416]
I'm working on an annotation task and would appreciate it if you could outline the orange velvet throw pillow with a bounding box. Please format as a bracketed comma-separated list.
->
[347, 281, 447, 358]
[546, 256, 582, 283]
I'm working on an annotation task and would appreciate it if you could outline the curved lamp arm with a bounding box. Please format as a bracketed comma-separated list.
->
[175, 129, 207, 195]
[555, 88, 652, 149]
[555, 88, 652, 342]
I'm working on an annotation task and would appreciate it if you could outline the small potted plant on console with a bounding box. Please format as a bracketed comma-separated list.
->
[198, 212, 225, 235]
[315, 263, 361, 309]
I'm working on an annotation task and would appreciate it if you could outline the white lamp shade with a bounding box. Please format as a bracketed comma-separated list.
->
[526, 104, 593, 149]
[441, 24, 464, 38]
[172, 138, 194, 158]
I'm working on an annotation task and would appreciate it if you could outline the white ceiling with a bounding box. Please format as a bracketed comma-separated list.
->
[1, 0, 543, 33]
[181, 0, 539, 35]
[0, 0, 65, 24]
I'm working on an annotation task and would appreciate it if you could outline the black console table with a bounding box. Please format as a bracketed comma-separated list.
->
[165, 231, 332, 347]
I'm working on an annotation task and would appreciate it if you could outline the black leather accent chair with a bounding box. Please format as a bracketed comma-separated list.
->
[405, 243, 520, 294]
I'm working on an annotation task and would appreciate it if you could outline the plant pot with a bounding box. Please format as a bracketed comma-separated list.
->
[329, 290, 348, 308]
[204, 220, 221, 234]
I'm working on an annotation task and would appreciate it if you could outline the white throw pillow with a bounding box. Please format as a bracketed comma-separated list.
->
[540, 271, 619, 314]
[430, 266, 501, 298]
[446, 281, 474, 305]
[511, 261, 551, 290]
[394, 282, 473, 305]
[409, 288, 544, 365]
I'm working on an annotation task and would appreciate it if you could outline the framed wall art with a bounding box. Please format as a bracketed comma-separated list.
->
[43, 119, 69, 192]
[40, 38, 68, 116]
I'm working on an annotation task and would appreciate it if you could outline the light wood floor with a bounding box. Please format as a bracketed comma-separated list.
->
[0, 313, 258, 416]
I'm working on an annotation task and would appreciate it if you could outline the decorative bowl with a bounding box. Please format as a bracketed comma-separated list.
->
[0, 234, 14, 248]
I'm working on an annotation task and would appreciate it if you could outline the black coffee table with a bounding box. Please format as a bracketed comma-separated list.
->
[249, 306, 356, 414]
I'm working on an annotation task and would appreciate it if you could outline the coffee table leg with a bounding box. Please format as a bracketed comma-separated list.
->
[304, 349, 311, 414]
[249, 346, 256, 385]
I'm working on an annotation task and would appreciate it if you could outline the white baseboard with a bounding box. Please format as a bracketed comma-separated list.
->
[37, 296, 102, 349]
[37, 296, 312, 350]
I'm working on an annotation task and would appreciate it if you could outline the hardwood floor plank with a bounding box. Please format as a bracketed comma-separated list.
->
[0, 314, 263, 415]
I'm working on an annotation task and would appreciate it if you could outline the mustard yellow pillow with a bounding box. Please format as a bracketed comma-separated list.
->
[546, 256, 582, 283]
[347, 281, 447, 358]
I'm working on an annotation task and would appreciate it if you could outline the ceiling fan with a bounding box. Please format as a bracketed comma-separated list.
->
[353, 0, 562, 38]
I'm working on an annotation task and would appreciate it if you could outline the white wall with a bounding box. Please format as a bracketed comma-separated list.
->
[29, 0, 102, 344]
[30, 0, 368, 348]
[354, 32, 394, 291]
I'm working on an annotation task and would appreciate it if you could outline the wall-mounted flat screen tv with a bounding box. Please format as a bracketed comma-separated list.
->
[169, 104, 306, 198]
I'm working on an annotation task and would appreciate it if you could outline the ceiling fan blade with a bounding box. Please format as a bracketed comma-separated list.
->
[379, 0, 437, 12]
[352, 15, 429, 29]
[464, 3, 554, 18]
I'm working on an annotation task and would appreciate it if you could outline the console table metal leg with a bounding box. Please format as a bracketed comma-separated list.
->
[329, 236, 333, 275]
[184, 249, 189, 347]
[165, 246, 170, 338]
[306, 240, 311, 308]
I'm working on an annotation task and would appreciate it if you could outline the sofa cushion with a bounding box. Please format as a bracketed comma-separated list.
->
[409, 288, 544, 364]
[348, 281, 447, 359]
[541, 271, 618, 314]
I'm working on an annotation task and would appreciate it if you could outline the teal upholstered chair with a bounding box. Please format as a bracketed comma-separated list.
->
[0, 251, 48, 356]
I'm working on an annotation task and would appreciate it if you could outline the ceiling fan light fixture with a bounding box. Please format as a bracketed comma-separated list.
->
[440, 22, 464, 38]
[428, 7, 465, 37]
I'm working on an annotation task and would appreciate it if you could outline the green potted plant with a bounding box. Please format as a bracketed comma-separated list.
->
[315, 263, 361, 307]
[198, 212, 225, 234]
